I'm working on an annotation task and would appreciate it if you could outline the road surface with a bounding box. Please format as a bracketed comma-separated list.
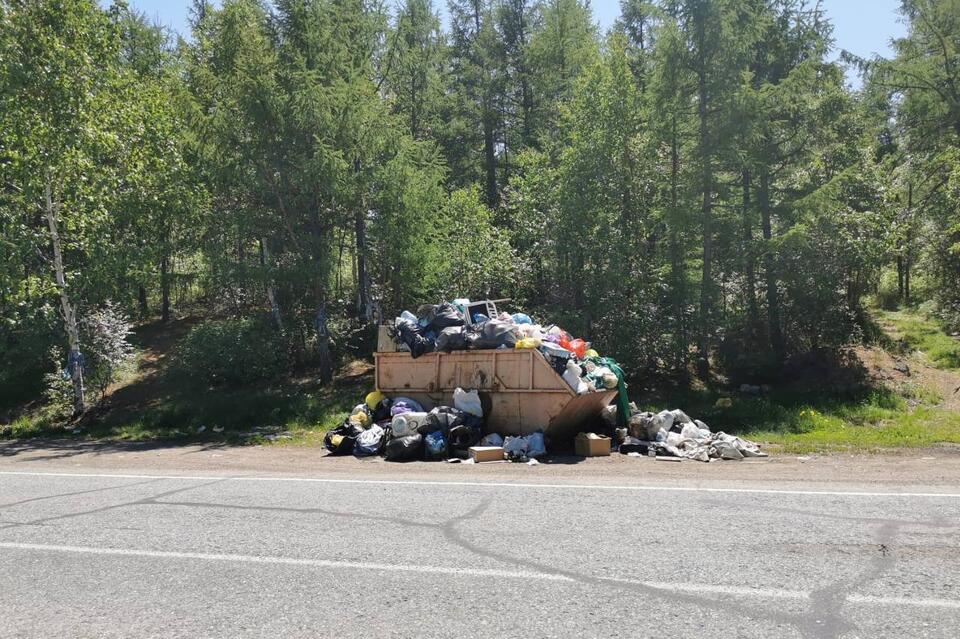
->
[0, 445, 958, 638]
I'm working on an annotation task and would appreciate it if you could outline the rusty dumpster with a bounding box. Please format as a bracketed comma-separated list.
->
[374, 349, 616, 439]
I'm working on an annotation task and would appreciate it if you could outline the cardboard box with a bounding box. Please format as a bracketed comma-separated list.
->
[469, 446, 505, 463]
[575, 433, 611, 457]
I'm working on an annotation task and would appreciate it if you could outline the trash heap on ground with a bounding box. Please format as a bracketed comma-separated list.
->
[324, 388, 547, 463]
[608, 405, 767, 462]
[324, 387, 766, 463]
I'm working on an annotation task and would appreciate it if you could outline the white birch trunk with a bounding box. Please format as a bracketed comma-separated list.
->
[43, 172, 85, 414]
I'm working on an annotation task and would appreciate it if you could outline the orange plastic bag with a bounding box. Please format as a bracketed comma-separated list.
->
[568, 338, 587, 359]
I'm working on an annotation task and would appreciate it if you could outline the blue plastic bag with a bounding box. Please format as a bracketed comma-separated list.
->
[424, 430, 448, 461]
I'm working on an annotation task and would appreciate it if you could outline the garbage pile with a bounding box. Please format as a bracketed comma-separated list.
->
[610, 406, 767, 462]
[324, 388, 544, 463]
[390, 299, 629, 415]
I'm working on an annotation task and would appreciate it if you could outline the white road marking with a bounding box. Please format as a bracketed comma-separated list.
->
[0, 541, 571, 582]
[1, 470, 959, 498]
[2, 541, 958, 610]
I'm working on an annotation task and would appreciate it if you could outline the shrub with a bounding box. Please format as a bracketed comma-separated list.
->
[41, 301, 136, 417]
[177, 317, 289, 386]
[81, 301, 136, 400]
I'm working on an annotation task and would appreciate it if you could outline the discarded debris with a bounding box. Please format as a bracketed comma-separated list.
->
[619, 407, 766, 462]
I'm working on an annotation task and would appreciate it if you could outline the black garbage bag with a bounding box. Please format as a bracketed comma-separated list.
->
[371, 398, 394, 423]
[393, 318, 435, 359]
[384, 433, 423, 462]
[420, 406, 465, 435]
[619, 441, 652, 455]
[423, 302, 465, 332]
[447, 422, 483, 458]
[435, 326, 468, 352]
[324, 422, 363, 456]
[466, 319, 517, 350]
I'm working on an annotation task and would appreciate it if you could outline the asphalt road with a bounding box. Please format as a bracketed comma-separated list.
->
[1, 466, 958, 638]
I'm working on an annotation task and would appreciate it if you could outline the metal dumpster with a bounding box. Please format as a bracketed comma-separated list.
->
[374, 349, 616, 439]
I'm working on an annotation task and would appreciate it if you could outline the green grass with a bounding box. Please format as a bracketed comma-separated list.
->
[1, 371, 361, 445]
[875, 308, 960, 370]
[639, 387, 960, 454]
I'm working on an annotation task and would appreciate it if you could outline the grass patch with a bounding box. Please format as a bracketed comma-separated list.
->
[639, 387, 960, 454]
[1, 369, 363, 445]
[875, 308, 960, 369]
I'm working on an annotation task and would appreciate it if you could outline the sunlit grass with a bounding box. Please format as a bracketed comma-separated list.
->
[876, 308, 960, 370]
[642, 387, 960, 454]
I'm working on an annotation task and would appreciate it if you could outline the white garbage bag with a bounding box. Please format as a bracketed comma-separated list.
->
[526, 431, 546, 458]
[391, 412, 430, 437]
[453, 387, 483, 417]
[656, 410, 676, 431]
[563, 361, 589, 394]
[503, 435, 528, 457]
[680, 422, 705, 441]
[479, 433, 504, 447]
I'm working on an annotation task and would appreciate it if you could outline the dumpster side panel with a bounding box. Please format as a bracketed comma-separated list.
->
[375, 350, 608, 437]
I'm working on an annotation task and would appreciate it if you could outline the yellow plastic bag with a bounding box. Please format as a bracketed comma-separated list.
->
[584, 348, 599, 359]
[348, 411, 370, 427]
[365, 390, 385, 410]
[515, 337, 542, 349]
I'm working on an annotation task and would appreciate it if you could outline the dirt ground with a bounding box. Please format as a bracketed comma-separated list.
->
[2, 438, 959, 491]
[855, 344, 960, 411]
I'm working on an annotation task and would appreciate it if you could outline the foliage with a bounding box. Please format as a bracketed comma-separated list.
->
[176, 317, 290, 386]
[79, 301, 136, 399]
[3, 0, 960, 428]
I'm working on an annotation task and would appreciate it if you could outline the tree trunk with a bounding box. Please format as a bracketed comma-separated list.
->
[259, 237, 282, 330]
[742, 169, 759, 332]
[696, 65, 713, 380]
[483, 105, 497, 207]
[905, 182, 913, 306]
[355, 207, 370, 320]
[760, 169, 785, 361]
[314, 294, 333, 385]
[669, 118, 686, 369]
[137, 285, 149, 318]
[897, 254, 904, 302]
[43, 173, 85, 415]
[160, 252, 171, 323]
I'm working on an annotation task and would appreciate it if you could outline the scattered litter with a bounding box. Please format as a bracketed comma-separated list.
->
[656, 456, 683, 462]
[526, 458, 540, 466]
[196, 425, 206, 433]
[212, 426, 224, 433]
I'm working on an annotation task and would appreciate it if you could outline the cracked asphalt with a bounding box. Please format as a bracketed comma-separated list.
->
[0, 450, 959, 638]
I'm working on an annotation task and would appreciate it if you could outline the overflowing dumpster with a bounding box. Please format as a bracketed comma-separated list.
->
[374, 348, 617, 438]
